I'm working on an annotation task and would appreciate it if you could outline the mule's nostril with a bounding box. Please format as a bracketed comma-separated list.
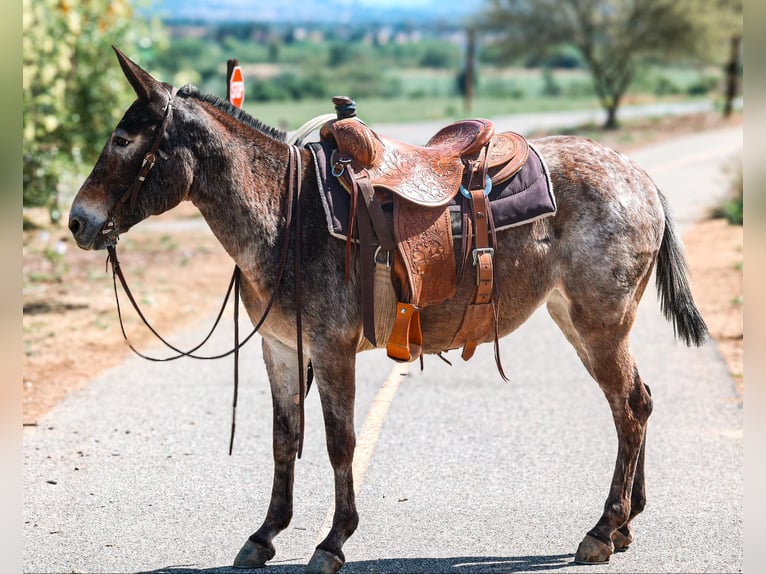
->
[68, 217, 81, 236]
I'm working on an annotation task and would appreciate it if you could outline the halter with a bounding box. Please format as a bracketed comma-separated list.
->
[102, 88, 178, 243]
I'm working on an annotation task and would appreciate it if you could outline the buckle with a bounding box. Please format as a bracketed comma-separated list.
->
[374, 245, 392, 269]
[460, 174, 492, 199]
[472, 247, 494, 266]
[331, 155, 352, 177]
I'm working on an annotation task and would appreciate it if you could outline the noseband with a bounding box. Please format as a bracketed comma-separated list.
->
[102, 88, 178, 243]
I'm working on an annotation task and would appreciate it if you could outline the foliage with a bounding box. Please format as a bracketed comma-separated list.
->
[712, 158, 743, 225]
[478, 0, 742, 128]
[22, 0, 163, 216]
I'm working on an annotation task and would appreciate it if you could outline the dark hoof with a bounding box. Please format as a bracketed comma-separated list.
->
[233, 538, 275, 569]
[574, 534, 614, 564]
[612, 526, 634, 552]
[306, 548, 345, 574]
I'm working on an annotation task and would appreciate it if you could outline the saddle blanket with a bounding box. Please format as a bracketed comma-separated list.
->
[307, 138, 556, 242]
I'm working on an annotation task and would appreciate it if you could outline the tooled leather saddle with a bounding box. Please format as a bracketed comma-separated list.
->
[316, 96, 538, 366]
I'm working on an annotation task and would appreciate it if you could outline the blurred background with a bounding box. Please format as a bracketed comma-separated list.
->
[23, 0, 742, 223]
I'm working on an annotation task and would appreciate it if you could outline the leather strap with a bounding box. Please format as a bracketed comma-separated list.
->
[449, 144, 497, 361]
[289, 145, 308, 459]
[347, 167, 398, 346]
[459, 188, 494, 361]
[355, 192, 377, 346]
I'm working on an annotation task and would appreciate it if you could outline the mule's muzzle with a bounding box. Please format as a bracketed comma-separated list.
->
[68, 203, 111, 250]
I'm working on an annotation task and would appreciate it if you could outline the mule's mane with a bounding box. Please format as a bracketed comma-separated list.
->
[177, 84, 287, 143]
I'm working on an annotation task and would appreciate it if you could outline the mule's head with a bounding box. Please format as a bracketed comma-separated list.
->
[69, 47, 191, 250]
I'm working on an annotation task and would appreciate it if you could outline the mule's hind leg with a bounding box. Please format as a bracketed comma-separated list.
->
[306, 348, 359, 574]
[613, 383, 651, 552]
[546, 293, 653, 564]
[234, 337, 302, 568]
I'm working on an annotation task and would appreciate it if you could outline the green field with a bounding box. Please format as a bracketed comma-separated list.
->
[241, 66, 718, 130]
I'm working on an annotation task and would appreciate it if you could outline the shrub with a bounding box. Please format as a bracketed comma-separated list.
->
[712, 159, 743, 225]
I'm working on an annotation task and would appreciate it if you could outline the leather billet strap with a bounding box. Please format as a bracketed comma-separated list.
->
[450, 143, 498, 361]
[341, 161, 397, 347]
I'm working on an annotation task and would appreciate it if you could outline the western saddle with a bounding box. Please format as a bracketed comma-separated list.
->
[319, 96, 529, 366]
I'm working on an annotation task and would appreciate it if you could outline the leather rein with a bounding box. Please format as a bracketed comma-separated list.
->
[103, 95, 310, 457]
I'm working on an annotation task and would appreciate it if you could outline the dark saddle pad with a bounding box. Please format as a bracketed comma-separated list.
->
[308, 139, 556, 242]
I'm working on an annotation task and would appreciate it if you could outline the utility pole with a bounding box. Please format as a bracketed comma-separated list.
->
[463, 26, 476, 115]
[723, 35, 741, 118]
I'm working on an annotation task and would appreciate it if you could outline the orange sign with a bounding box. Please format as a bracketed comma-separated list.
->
[229, 66, 245, 108]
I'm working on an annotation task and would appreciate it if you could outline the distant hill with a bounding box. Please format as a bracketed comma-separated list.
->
[148, 0, 485, 24]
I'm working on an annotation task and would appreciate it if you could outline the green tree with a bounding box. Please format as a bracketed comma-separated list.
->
[23, 0, 160, 220]
[480, 0, 741, 129]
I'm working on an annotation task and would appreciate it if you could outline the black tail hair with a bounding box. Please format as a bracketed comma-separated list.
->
[655, 189, 709, 347]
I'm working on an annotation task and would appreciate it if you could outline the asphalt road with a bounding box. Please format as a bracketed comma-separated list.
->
[23, 122, 742, 574]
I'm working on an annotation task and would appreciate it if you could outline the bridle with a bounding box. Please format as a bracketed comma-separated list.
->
[101, 88, 178, 244]
[102, 94, 310, 457]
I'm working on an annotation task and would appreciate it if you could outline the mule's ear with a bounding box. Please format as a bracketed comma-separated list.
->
[113, 45, 159, 102]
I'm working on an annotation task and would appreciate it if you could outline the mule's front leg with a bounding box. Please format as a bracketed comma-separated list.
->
[234, 337, 302, 569]
[306, 351, 359, 574]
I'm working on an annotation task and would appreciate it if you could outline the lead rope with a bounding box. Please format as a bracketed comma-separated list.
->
[229, 266, 241, 455]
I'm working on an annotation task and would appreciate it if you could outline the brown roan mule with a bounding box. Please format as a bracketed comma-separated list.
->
[69, 49, 708, 574]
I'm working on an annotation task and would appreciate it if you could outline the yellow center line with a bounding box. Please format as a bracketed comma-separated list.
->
[314, 359, 410, 547]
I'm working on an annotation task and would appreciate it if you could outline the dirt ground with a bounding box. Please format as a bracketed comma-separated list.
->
[21, 112, 744, 425]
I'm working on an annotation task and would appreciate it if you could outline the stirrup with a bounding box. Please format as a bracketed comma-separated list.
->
[386, 302, 423, 362]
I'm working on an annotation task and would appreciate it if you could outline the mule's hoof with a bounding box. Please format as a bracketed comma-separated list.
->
[574, 534, 614, 564]
[612, 526, 634, 552]
[233, 538, 275, 569]
[306, 548, 345, 574]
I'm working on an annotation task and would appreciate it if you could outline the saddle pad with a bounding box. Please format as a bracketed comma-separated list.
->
[307, 139, 556, 242]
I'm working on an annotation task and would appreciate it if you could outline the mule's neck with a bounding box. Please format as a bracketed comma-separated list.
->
[183, 102, 306, 288]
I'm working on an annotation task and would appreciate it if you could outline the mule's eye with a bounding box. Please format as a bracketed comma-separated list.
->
[113, 135, 130, 147]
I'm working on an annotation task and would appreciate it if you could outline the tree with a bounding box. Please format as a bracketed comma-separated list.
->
[479, 0, 740, 129]
[708, 0, 742, 118]
[23, 0, 160, 220]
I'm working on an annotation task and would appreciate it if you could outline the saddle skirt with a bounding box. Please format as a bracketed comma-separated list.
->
[308, 138, 556, 243]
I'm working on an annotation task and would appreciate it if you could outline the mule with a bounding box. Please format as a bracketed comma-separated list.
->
[68, 48, 707, 573]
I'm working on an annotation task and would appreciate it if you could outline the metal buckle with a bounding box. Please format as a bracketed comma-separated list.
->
[331, 156, 352, 177]
[472, 247, 494, 266]
[374, 245, 392, 269]
[460, 174, 492, 199]
[101, 215, 120, 245]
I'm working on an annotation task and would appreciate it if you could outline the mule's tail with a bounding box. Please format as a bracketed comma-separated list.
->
[655, 189, 708, 346]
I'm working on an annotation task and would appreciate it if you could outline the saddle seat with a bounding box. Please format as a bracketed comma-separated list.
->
[320, 114, 529, 206]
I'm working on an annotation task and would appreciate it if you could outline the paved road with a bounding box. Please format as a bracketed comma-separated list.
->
[24, 124, 742, 574]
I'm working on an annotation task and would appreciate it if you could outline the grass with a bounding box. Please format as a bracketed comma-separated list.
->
[712, 157, 743, 225]
[244, 93, 709, 131]
[241, 65, 719, 130]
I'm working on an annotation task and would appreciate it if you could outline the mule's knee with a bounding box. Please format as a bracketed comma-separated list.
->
[328, 435, 355, 470]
